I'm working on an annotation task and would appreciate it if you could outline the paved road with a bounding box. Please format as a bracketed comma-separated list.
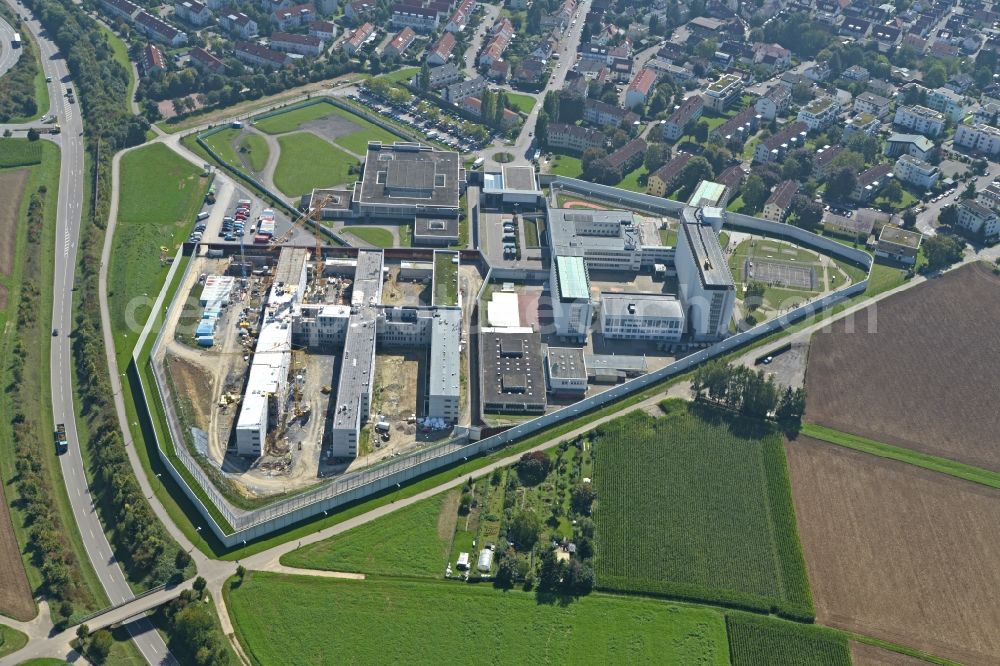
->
[915, 171, 998, 237]
[2, 2, 176, 664]
[0, 13, 21, 78]
[461, 3, 499, 79]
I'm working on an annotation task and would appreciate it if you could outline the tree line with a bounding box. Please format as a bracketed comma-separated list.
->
[691, 360, 806, 424]
[0, 11, 40, 121]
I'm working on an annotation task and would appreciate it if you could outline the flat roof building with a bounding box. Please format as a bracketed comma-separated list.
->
[600, 292, 685, 342]
[413, 216, 459, 246]
[674, 207, 735, 341]
[551, 255, 593, 343]
[545, 347, 587, 394]
[353, 142, 465, 219]
[482, 165, 542, 206]
[479, 327, 546, 414]
[428, 308, 462, 421]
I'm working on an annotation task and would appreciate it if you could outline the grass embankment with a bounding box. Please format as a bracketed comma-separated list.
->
[203, 128, 242, 165]
[240, 133, 269, 172]
[0, 624, 29, 659]
[281, 493, 453, 577]
[433, 251, 458, 306]
[798, 423, 1000, 490]
[273, 133, 358, 197]
[594, 404, 814, 621]
[342, 226, 394, 248]
[108, 143, 207, 366]
[226, 573, 731, 665]
[0, 140, 108, 624]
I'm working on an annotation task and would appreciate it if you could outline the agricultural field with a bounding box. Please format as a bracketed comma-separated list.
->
[281, 492, 457, 578]
[850, 642, 935, 666]
[0, 170, 30, 280]
[110, 143, 208, 362]
[805, 262, 1000, 472]
[272, 133, 358, 197]
[226, 573, 732, 665]
[726, 615, 850, 666]
[786, 436, 1000, 665]
[0, 139, 43, 169]
[592, 403, 813, 619]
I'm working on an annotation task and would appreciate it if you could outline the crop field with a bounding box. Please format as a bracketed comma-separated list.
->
[805, 262, 1000, 472]
[0, 139, 42, 168]
[592, 405, 813, 619]
[273, 133, 358, 197]
[726, 615, 850, 666]
[281, 492, 457, 578]
[110, 144, 207, 361]
[785, 436, 1000, 665]
[226, 573, 731, 665]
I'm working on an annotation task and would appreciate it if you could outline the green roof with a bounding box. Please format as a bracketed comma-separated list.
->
[688, 180, 727, 207]
[556, 256, 590, 300]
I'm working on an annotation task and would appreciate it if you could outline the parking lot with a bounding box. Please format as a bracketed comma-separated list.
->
[189, 176, 312, 248]
[479, 211, 544, 271]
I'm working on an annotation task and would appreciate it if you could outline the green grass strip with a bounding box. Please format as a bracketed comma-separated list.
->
[799, 423, 1000, 489]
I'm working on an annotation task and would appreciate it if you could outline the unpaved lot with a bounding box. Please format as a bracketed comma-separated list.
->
[850, 643, 933, 666]
[786, 436, 1000, 665]
[166, 352, 214, 429]
[805, 262, 1000, 471]
[0, 169, 30, 277]
[301, 114, 362, 146]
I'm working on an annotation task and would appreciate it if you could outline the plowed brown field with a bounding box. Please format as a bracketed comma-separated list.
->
[0, 481, 35, 620]
[805, 262, 1000, 471]
[787, 437, 1000, 665]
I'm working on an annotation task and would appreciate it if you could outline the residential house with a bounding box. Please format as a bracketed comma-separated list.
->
[893, 104, 945, 137]
[270, 31, 324, 56]
[606, 138, 647, 175]
[755, 85, 790, 120]
[187, 46, 225, 73]
[975, 183, 1000, 212]
[541, 0, 576, 29]
[843, 112, 880, 138]
[309, 21, 337, 41]
[841, 64, 870, 82]
[624, 67, 657, 110]
[428, 31, 456, 65]
[710, 106, 759, 148]
[804, 62, 831, 82]
[342, 22, 375, 56]
[383, 26, 416, 60]
[853, 91, 891, 118]
[219, 12, 258, 39]
[461, 97, 519, 128]
[584, 98, 639, 128]
[100, 0, 139, 22]
[753, 121, 808, 163]
[762, 180, 799, 222]
[716, 164, 745, 193]
[419, 63, 463, 89]
[840, 16, 870, 38]
[926, 86, 969, 122]
[893, 153, 940, 189]
[478, 19, 514, 67]
[547, 123, 605, 153]
[851, 163, 893, 202]
[884, 133, 935, 160]
[796, 96, 840, 131]
[234, 41, 290, 68]
[872, 24, 900, 48]
[954, 123, 1000, 156]
[956, 200, 1000, 240]
[391, 4, 439, 33]
[446, 0, 474, 33]
[752, 42, 791, 71]
[487, 59, 510, 82]
[443, 75, 486, 103]
[647, 153, 693, 197]
[134, 11, 188, 46]
[344, 0, 376, 23]
[813, 144, 844, 177]
[141, 43, 165, 75]
[702, 73, 742, 112]
[174, 0, 212, 26]
[875, 226, 922, 265]
[972, 102, 999, 127]
[272, 3, 314, 29]
[663, 95, 704, 141]
[513, 58, 546, 86]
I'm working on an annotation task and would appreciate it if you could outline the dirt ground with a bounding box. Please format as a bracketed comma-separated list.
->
[850, 643, 934, 666]
[166, 352, 214, 428]
[805, 262, 1000, 471]
[0, 169, 30, 277]
[0, 485, 35, 621]
[300, 114, 362, 147]
[381, 266, 431, 306]
[368, 351, 420, 455]
[786, 436, 1000, 665]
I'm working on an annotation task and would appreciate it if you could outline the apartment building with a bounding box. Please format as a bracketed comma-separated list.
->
[546, 123, 605, 153]
[853, 91, 892, 118]
[755, 85, 790, 120]
[796, 96, 840, 131]
[954, 123, 1000, 156]
[956, 200, 1000, 239]
[762, 179, 799, 222]
[893, 154, 940, 189]
[753, 121, 807, 163]
[893, 104, 946, 138]
[663, 94, 704, 141]
[703, 73, 743, 112]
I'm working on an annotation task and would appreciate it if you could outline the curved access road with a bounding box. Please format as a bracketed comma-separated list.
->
[0, 14, 22, 79]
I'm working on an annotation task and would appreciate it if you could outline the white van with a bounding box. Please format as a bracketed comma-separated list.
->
[196, 211, 210, 221]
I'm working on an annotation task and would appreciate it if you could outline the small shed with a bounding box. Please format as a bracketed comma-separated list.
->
[456, 552, 470, 570]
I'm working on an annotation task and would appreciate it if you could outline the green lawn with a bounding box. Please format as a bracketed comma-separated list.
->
[326, 105, 404, 155]
[505, 92, 537, 114]
[254, 103, 340, 134]
[110, 144, 207, 364]
[227, 573, 731, 665]
[203, 128, 242, 165]
[273, 133, 358, 197]
[593, 404, 814, 620]
[375, 67, 419, 85]
[616, 164, 648, 192]
[239, 132, 270, 172]
[0, 624, 28, 658]
[433, 252, 459, 306]
[341, 226, 395, 248]
[549, 155, 583, 178]
[281, 493, 454, 577]
[659, 226, 678, 247]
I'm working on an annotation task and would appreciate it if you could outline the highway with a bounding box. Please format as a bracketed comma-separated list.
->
[0, 13, 21, 78]
[3, 2, 176, 664]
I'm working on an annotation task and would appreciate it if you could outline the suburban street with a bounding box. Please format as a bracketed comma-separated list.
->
[0, 14, 21, 78]
[0, 2, 177, 664]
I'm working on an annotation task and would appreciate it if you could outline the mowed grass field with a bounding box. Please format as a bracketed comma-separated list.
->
[786, 436, 1000, 665]
[110, 143, 207, 363]
[254, 103, 341, 134]
[341, 226, 395, 248]
[239, 133, 270, 172]
[226, 573, 732, 665]
[592, 404, 813, 619]
[505, 92, 537, 114]
[805, 261, 1000, 472]
[202, 128, 242, 165]
[0, 624, 29, 659]
[272, 132, 358, 197]
[281, 492, 456, 577]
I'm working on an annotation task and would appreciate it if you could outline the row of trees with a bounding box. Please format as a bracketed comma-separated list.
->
[691, 360, 807, 423]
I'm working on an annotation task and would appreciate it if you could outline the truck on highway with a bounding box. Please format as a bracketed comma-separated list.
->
[54, 424, 68, 454]
[12, 33, 22, 48]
